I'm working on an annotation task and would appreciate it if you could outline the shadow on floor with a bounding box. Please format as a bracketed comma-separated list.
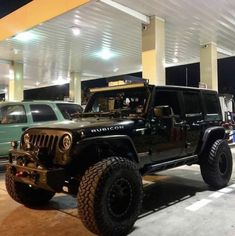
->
[140, 173, 208, 219]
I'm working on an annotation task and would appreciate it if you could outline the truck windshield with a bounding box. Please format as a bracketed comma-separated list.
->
[85, 87, 149, 115]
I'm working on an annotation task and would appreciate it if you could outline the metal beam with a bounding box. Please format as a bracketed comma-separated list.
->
[99, 0, 150, 24]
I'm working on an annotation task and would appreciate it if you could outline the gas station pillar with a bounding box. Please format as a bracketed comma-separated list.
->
[200, 42, 218, 91]
[70, 72, 81, 105]
[142, 16, 165, 85]
[8, 62, 24, 101]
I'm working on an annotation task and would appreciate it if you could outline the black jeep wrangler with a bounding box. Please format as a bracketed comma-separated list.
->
[5, 83, 233, 236]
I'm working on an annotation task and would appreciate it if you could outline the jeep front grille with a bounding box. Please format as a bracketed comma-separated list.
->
[30, 134, 59, 151]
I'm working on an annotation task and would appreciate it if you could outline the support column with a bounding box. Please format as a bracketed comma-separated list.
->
[69, 72, 81, 105]
[142, 16, 165, 85]
[8, 62, 23, 101]
[200, 42, 218, 91]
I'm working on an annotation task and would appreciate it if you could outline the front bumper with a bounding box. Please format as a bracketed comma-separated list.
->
[8, 149, 65, 192]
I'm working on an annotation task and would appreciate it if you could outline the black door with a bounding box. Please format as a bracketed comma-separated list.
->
[149, 89, 185, 162]
[182, 91, 204, 155]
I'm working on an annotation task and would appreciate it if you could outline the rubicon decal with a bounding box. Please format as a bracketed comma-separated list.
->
[90, 126, 125, 133]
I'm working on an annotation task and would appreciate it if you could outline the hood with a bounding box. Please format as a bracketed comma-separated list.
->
[31, 116, 139, 131]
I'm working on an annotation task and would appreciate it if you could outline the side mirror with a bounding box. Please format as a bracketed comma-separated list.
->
[154, 105, 172, 118]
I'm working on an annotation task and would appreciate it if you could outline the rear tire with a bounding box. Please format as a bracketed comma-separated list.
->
[5, 167, 55, 206]
[77, 157, 143, 236]
[200, 139, 233, 189]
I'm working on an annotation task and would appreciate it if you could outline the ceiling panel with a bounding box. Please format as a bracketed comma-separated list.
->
[1, 0, 235, 91]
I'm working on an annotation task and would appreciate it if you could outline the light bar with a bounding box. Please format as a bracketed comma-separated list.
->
[90, 83, 145, 93]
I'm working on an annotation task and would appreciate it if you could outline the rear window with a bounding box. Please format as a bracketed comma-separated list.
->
[30, 104, 57, 122]
[56, 103, 83, 119]
[183, 92, 202, 116]
[0, 105, 27, 124]
[203, 93, 220, 114]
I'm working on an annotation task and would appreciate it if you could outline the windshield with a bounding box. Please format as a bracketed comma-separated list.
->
[85, 87, 149, 116]
[56, 103, 83, 119]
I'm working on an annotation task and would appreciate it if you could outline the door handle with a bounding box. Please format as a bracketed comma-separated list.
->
[22, 127, 29, 131]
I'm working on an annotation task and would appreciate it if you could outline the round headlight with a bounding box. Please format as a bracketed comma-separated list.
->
[23, 133, 30, 145]
[61, 134, 72, 151]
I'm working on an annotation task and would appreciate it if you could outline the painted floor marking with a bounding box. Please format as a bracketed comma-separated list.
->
[219, 187, 233, 194]
[209, 192, 224, 199]
[228, 183, 235, 188]
[187, 185, 235, 211]
[186, 199, 212, 212]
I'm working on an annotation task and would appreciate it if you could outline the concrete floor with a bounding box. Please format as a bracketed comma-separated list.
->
[1, 150, 235, 236]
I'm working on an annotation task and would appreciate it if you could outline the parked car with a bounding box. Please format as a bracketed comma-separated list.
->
[0, 101, 82, 158]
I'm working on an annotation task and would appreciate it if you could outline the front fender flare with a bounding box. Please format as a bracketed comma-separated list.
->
[78, 135, 139, 163]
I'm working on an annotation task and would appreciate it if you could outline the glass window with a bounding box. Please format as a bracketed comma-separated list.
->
[30, 104, 57, 122]
[155, 90, 181, 115]
[0, 105, 27, 124]
[183, 92, 202, 115]
[204, 93, 220, 114]
[56, 103, 83, 119]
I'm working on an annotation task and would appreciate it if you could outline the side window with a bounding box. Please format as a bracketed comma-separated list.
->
[203, 93, 220, 114]
[155, 90, 181, 115]
[0, 105, 27, 124]
[183, 92, 202, 116]
[30, 104, 57, 122]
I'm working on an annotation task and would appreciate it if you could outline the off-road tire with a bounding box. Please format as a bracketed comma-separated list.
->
[5, 167, 55, 206]
[200, 139, 233, 189]
[77, 157, 143, 236]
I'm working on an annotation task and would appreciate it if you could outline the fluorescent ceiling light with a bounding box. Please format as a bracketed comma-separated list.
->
[99, 0, 150, 24]
[98, 48, 114, 60]
[173, 57, 179, 63]
[71, 26, 81, 36]
[14, 31, 35, 42]
[53, 76, 68, 85]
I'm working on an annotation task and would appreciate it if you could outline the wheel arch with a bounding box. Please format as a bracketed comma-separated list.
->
[199, 126, 226, 156]
[68, 135, 139, 176]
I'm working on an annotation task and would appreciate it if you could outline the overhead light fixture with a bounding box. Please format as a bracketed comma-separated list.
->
[173, 57, 179, 63]
[98, 48, 114, 60]
[35, 81, 40, 86]
[53, 76, 68, 85]
[99, 0, 150, 24]
[113, 67, 119, 72]
[71, 26, 81, 36]
[14, 31, 35, 42]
